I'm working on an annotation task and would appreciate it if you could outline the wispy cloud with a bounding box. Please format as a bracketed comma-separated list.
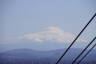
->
[18, 26, 86, 43]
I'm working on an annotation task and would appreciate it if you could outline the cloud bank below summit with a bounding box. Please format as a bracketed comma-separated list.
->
[19, 26, 86, 43]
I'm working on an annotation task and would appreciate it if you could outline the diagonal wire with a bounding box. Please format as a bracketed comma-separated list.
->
[55, 13, 96, 64]
[77, 40, 96, 64]
[72, 37, 96, 64]
[77, 44, 96, 64]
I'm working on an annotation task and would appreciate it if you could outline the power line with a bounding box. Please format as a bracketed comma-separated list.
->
[55, 13, 96, 64]
[77, 40, 96, 64]
[72, 37, 96, 64]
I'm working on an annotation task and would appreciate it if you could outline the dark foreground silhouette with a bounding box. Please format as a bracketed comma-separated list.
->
[0, 48, 96, 64]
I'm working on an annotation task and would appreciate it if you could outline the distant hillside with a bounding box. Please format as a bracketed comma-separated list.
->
[0, 48, 96, 64]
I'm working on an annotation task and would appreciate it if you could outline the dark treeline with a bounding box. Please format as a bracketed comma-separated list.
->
[0, 60, 96, 64]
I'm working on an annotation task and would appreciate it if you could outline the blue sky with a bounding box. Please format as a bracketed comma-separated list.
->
[0, 0, 96, 51]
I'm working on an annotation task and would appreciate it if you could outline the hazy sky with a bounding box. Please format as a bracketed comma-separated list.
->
[0, 0, 96, 51]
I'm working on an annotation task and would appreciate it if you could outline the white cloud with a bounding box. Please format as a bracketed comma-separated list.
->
[19, 26, 86, 43]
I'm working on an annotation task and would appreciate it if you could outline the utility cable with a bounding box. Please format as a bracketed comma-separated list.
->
[72, 37, 96, 64]
[77, 41, 96, 64]
[55, 13, 96, 64]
